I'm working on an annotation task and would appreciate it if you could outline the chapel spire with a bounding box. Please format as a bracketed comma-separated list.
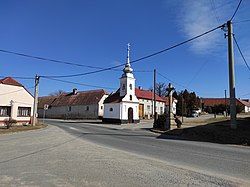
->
[123, 43, 133, 75]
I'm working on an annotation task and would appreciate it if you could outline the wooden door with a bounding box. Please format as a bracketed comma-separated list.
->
[128, 107, 134, 123]
[139, 104, 144, 118]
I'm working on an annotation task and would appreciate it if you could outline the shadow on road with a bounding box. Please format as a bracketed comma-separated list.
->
[155, 117, 250, 146]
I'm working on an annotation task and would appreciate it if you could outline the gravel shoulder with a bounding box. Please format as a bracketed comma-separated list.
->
[0, 125, 248, 186]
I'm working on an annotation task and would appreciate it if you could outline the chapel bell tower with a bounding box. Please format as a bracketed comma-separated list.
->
[120, 43, 136, 98]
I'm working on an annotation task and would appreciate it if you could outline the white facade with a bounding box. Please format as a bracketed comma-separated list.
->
[138, 99, 165, 117]
[103, 44, 139, 123]
[0, 80, 34, 126]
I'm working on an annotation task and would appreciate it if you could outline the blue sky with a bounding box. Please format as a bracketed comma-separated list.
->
[0, 0, 249, 98]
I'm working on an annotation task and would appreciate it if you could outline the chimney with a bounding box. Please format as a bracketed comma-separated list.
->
[72, 88, 77, 95]
[138, 86, 142, 90]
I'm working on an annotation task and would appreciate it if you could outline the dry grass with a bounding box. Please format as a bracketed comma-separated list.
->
[158, 117, 250, 146]
[0, 124, 47, 135]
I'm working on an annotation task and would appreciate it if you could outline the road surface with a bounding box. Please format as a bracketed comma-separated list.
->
[0, 119, 249, 186]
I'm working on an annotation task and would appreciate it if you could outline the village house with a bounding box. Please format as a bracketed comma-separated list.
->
[202, 98, 250, 113]
[103, 44, 140, 124]
[38, 89, 108, 119]
[162, 96, 178, 115]
[135, 87, 166, 119]
[0, 77, 34, 126]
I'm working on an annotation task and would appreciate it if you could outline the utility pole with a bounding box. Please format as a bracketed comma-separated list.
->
[224, 89, 228, 117]
[227, 20, 237, 129]
[32, 75, 40, 126]
[181, 95, 184, 123]
[153, 69, 157, 126]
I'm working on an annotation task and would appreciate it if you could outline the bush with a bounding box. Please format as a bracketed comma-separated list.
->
[5, 118, 17, 129]
[154, 114, 166, 130]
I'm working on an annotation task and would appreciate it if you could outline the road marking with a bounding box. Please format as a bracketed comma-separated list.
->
[69, 127, 77, 130]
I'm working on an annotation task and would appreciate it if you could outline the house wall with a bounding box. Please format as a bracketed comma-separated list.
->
[0, 84, 33, 125]
[165, 100, 177, 115]
[120, 102, 139, 120]
[103, 103, 121, 119]
[39, 104, 99, 119]
[138, 99, 165, 118]
[98, 94, 109, 117]
[244, 106, 250, 113]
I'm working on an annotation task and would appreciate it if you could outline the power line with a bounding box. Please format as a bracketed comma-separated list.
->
[0, 49, 119, 71]
[0, 75, 35, 80]
[233, 35, 250, 73]
[230, 0, 243, 21]
[209, 0, 221, 24]
[42, 77, 116, 90]
[0, 86, 35, 96]
[234, 19, 250, 24]
[41, 24, 223, 78]
[187, 60, 209, 87]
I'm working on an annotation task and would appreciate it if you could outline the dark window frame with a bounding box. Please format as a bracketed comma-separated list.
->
[0, 106, 11, 117]
[17, 107, 31, 117]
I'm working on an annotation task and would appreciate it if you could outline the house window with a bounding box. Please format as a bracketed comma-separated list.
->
[109, 108, 113, 112]
[130, 95, 132, 101]
[160, 107, 163, 114]
[68, 106, 71, 112]
[101, 106, 103, 109]
[129, 84, 132, 90]
[0, 106, 11, 117]
[86, 106, 89, 111]
[18, 107, 31, 117]
[147, 105, 150, 111]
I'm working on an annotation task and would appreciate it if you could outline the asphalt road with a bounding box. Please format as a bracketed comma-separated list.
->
[46, 119, 250, 183]
[0, 119, 249, 186]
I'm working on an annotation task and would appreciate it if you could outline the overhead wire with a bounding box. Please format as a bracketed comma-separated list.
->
[40, 24, 223, 78]
[0, 86, 35, 96]
[230, 0, 243, 21]
[233, 35, 250, 73]
[42, 77, 116, 90]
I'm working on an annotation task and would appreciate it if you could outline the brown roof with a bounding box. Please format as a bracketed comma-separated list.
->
[0, 77, 23, 87]
[135, 88, 165, 102]
[202, 98, 250, 107]
[48, 89, 108, 107]
[38, 96, 58, 109]
[104, 89, 124, 104]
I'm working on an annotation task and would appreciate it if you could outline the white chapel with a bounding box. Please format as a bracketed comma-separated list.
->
[102, 44, 140, 124]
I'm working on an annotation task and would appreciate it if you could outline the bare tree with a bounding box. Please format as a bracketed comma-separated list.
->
[49, 90, 66, 96]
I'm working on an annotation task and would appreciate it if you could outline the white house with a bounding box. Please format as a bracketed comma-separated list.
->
[103, 44, 140, 124]
[162, 96, 178, 115]
[135, 87, 166, 119]
[0, 77, 34, 126]
[38, 89, 109, 119]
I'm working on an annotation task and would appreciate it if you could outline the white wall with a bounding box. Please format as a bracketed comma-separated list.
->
[98, 94, 109, 117]
[120, 102, 139, 120]
[0, 84, 34, 125]
[103, 103, 121, 119]
[138, 99, 165, 116]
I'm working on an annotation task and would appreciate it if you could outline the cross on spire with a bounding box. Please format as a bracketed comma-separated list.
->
[127, 43, 130, 65]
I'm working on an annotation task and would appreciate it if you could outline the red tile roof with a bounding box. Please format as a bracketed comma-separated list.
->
[161, 96, 178, 105]
[135, 88, 165, 102]
[38, 96, 58, 109]
[202, 98, 250, 107]
[38, 89, 108, 108]
[0, 77, 23, 87]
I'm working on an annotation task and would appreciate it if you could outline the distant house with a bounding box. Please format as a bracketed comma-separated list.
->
[38, 89, 109, 119]
[0, 77, 34, 126]
[202, 98, 250, 113]
[162, 96, 178, 115]
[135, 87, 165, 119]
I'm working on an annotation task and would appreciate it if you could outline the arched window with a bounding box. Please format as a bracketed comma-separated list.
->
[129, 84, 132, 90]
[109, 108, 113, 112]
[130, 95, 132, 101]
